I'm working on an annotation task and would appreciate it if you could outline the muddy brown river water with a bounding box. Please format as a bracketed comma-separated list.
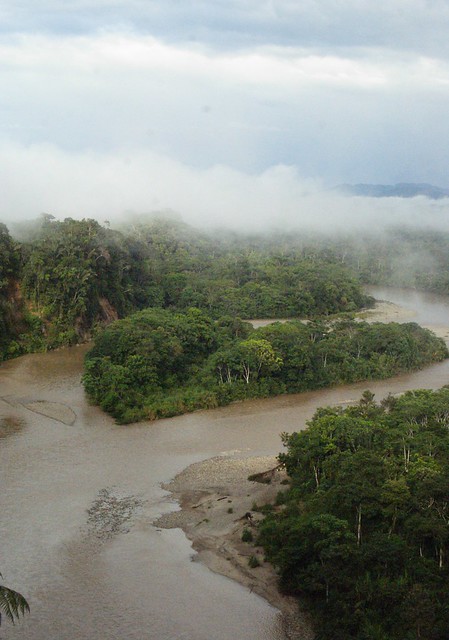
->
[1, 287, 448, 640]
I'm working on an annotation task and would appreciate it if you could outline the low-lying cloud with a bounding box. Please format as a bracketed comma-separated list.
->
[2, 141, 449, 234]
[2, 28, 449, 229]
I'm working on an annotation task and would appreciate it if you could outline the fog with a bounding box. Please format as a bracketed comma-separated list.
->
[1, 141, 449, 235]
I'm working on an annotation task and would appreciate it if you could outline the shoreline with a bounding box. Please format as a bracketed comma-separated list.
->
[155, 455, 315, 640]
[155, 296, 449, 639]
[359, 299, 449, 343]
[357, 299, 416, 323]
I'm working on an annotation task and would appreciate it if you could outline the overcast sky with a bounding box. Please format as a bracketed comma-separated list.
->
[1, 1, 449, 228]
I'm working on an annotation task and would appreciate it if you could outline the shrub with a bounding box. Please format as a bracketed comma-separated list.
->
[248, 555, 261, 568]
[241, 528, 253, 542]
[275, 490, 287, 505]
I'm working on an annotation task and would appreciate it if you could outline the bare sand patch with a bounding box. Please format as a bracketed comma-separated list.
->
[250, 300, 418, 330]
[250, 318, 291, 328]
[421, 323, 449, 342]
[359, 301, 449, 343]
[156, 456, 314, 640]
[357, 300, 416, 323]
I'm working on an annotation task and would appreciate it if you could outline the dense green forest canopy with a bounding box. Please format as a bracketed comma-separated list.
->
[0, 214, 374, 360]
[296, 227, 449, 295]
[83, 307, 447, 423]
[0, 216, 153, 357]
[2, 213, 449, 362]
[258, 387, 449, 640]
[0, 223, 25, 358]
[120, 217, 372, 317]
[20, 216, 151, 342]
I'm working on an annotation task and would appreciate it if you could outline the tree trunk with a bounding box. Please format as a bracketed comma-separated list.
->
[313, 463, 320, 490]
[357, 504, 362, 546]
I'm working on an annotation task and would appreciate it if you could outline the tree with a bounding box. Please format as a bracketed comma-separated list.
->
[259, 388, 449, 639]
[0, 575, 29, 625]
[0, 224, 23, 359]
[236, 338, 283, 384]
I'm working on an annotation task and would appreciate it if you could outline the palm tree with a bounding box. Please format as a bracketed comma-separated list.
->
[0, 574, 30, 625]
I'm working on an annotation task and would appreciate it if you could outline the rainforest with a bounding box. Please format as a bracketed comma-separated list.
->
[2, 213, 449, 640]
[258, 388, 449, 639]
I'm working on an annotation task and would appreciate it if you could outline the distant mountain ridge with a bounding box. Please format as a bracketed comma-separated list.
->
[335, 183, 449, 199]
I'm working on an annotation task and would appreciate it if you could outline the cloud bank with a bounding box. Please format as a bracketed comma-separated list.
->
[2, 141, 449, 234]
[1, 3, 448, 228]
[1, 32, 449, 188]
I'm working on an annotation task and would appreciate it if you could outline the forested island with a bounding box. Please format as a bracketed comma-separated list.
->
[83, 310, 447, 423]
[258, 387, 449, 639]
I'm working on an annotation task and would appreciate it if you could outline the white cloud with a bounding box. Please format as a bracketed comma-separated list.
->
[1, 31, 449, 187]
[2, 33, 449, 90]
[1, 141, 449, 235]
[1, 0, 449, 231]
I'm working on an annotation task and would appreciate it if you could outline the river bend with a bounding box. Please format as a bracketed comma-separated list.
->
[1, 287, 448, 640]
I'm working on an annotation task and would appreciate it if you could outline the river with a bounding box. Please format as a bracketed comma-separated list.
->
[1, 288, 448, 640]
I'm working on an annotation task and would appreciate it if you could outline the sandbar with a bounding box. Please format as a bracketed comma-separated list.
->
[156, 455, 314, 640]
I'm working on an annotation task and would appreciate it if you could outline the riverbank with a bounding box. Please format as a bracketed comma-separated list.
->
[156, 455, 315, 640]
[360, 299, 449, 343]
[3, 287, 449, 640]
[155, 295, 449, 638]
[358, 299, 416, 323]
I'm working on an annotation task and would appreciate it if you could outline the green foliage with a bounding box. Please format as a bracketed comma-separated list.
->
[124, 216, 373, 318]
[20, 216, 152, 345]
[258, 388, 449, 639]
[0, 223, 30, 360]
[242, 528, 254, 542]
[0, 573, 29, 626]
[83, 302, 447, 423]
[248, 555, 261, 568]
[351, 228, 449, 295]
[275, 490, 287, 505]
[83, 307, 219, 421]
[280, 226, 449, 296]
[1, 215, 377, 357]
